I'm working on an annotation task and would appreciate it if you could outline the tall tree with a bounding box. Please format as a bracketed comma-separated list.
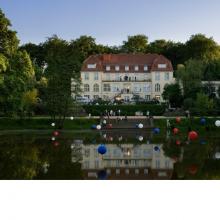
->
[121, 35, 148, 53]
[185, 34, 220, 62]
[176, 59, 204, 99]
[44, 36, 80, 128]
[0, 8, 19, 57]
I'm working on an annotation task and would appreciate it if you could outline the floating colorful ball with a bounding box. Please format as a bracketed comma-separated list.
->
[188, 131, 198, 141]
[98, 144, 107, 155]
[173, 128, 179, 135]
[176, 117, 181, 123]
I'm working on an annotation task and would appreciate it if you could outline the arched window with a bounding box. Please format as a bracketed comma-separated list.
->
[84, 84, 90, 92]
[93, 84, 99, 92]
[155, 83, 160, 92]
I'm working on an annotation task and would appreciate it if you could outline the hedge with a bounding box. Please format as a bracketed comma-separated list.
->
[83, 104, 166, 116]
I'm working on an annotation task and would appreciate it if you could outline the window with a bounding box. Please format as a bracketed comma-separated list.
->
[155, 83, 160, 92]
[135, 65, 139, 71]
[95, 160, 99, 169]
[155, 95, 160, 100]
[87, 64, 96, 69]
[93, 84, 99, 92]
[94, 95, 99, 100]
[105, 73, 111, 81]
[103, 84, 111, 92]
[144, 169, 148, 175]
[125, 65, 129, 71]
[84, 95, 90, 99]
[85, 149, 90, 157]
[135, 169, 139, 175]
[94, 72, 99, 80]
[125, 169, 130, 175]
[84, 84, 90, 92]
[144, 65, 148, 71]
[156, 160, 160, 169]
[84, 73, 89, 80]
[84, 161, 90, 169]
[158, 64, 167, 69]
[143, 84, 151, 92]
[155, 72, 160, 81]
[116, 169, 120, 175]
[165, 160, 170, 168]
[106, 65, 110, 71]
[145, 95, 151, 100]
[115, 73, 120, 81]
[115, 65, 120, 71]
[164, 72, 169, 81]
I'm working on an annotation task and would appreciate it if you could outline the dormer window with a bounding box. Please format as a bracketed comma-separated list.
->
[125, 65, 129, 71]
[106, 65, 111, 71]
[144, 65, 148, 71]
[135, 65, 139, 71]
[158, 64, 167, 69]
[87, 64, 96, 69]
[115, 65, 120, 71]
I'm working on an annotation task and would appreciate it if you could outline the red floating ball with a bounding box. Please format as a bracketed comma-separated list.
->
[188, 165, 198, 175]
[53, 131, 59, 136]
[188, 131, 198, 141]
[176, 117, 181, 123]
[176, 140, 181, 146]
[173, 128, 179, 135]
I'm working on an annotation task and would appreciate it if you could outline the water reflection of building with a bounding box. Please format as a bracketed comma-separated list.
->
[71, 140, 174, 180]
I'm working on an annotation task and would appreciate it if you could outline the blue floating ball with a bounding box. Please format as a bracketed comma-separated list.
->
[153, 128, 160, 134]
[200, 118, 206, 125]
[98, 144, 107, 155]
[98, 170, 107, 180]
[154, 146, 160, 152]
[91, 125, 97, 129]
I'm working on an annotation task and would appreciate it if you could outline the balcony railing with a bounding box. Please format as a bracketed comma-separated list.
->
[102, 79, 151, 82]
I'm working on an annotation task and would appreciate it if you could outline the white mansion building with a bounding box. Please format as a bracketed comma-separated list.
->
[79, 53, 174, 102]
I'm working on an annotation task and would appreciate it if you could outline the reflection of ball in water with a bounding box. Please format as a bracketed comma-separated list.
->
[70, 144, 74, 149]
[96, 125, 101, 130]
[138, 123, 143, 129]
[215, 152, 220, 159]
[103, 120, 107, 124]
[103, 134, 107, 138]
[51, 123, 55, 127]
[138, 136, 143, 141]
[215, 120, 220, 127]
[70, 116, 74, 120]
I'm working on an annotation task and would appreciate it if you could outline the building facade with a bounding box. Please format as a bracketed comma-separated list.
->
[71, 140, 174, 180]
[78, 53, 174, 102]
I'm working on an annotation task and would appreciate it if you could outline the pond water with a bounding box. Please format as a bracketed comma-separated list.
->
[0, 129, 220, 180]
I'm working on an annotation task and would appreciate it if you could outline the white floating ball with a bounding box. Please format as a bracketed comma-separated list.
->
[51, 123, 55, 127]
[70, 144, 74, 149]
[138, 136, 143, 141]
[103, 120, 107, 124]
[51, 137, 56, 141]
[215, 120, 220, 127]
[215, 152, 220, 159]
[96, 125, 102, 130]
[138, 123, 143, 129]
[70, 116, 74, 120]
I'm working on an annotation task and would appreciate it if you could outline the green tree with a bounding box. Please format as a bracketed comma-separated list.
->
[0, 8, 19, 57]
[195, 93, 214, 116]
[162, 83, 183, 107]
[121, 35, 148, 53]
[203, 59, 220, 80]
[0, 50, 35, 116]
[185, 34, 220, 62]
[44, 36, 80, 128]
[0, 53, 8, 72]
[176, 59, 204, 99]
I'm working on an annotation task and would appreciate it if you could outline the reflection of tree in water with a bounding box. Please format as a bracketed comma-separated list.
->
[0, 137, 41, 180]
[163, 137, 220, 179]
[0, 135, 83, 180]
